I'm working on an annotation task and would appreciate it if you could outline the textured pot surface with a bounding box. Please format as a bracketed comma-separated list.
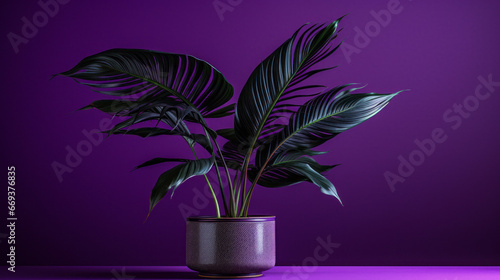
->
[186, 216, 276, 277]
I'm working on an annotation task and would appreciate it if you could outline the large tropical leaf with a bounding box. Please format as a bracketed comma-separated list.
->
[134, 157, 190, 170]
[216, 128, 237, 142]
[80, 98, 193, 135]
[219, 140, 246, 170]
[250, 149, 335, 184]
[78, 99, 138, 113]
[149, 158, 214, 215]
[108, 127, 213, 153]
[214, 128, 247, 170]
[78, 96, 182, 115]
[234, 18, 343, 153]
[106, 127, 188, 138]
[204, 104, 235, 118]
[248, 152, 341, 203]
[256, 86, 400, 167]
[59, 48, 234, 117]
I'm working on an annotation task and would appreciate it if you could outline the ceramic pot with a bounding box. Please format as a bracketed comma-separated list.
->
[186, 216, 276, 278]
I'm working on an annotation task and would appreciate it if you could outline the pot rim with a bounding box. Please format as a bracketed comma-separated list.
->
[187, 215, 275, 222]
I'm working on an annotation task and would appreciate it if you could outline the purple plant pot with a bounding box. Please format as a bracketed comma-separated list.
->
[186, 216, 276, 278]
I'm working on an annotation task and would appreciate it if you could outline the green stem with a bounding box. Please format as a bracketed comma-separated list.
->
[205, 175, 220, 218]
[213, 161, 228, 216]
[243, 179, 258, 216]
[233, 169, 240, 215]
[239, 150, 252, 216]
[186, 139, 220, 218]
[109, 65, 234, 217]
[237, 31, 334, 216]
[202, 128, 229, 216]
[240, 169, 246, 216]
[213, 140, 235, 216]
[242, 104, 359, 214]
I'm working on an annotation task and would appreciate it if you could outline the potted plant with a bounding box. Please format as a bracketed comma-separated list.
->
[57, 16, 401, 278]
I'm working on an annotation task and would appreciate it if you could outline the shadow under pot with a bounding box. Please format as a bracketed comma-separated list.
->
[186, 216, 276, 278]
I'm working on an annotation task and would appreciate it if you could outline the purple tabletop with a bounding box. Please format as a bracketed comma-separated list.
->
[1, 266, 499, 280]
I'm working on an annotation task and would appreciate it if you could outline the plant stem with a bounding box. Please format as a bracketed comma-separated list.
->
[242, 107, 350, 214]
[206, 176, 221, 218]
[186, 139, 220, 218]
[242, 179, 258, 216]
[240, 150, 253, 216]
[199, 120, 234, 217]
[237, 31, 333, 216]
[233, 169, 240, 215]
[241, 133, 292, 215]
[239, 171, 246, 216]
[213, 140, 235, 216]
[213, 163, 228, 216]
[202, 128, 229, 216]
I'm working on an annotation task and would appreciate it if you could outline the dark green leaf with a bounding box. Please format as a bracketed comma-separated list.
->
[106, 127, 213, 154]
[235, 18, 344, 153]
[149, 158, 214, 215]
[256, 86, 401, 167]
[134, 157, 189, 170]
[106, 112, 161, 135]
[249, 157, 341, 204]
[105, 127, 180, 138]
[216, 128, 237, 142]
[78, 99, 137, 114]
[204, 104, 235, 118]
[220, 140, 245, 170]
[59, 48, 234, 117]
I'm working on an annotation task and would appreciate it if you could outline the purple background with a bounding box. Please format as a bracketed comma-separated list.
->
[1, 0, 500, 266]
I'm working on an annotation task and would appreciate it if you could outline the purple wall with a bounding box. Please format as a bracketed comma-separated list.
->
[1, 0, 499, 266]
